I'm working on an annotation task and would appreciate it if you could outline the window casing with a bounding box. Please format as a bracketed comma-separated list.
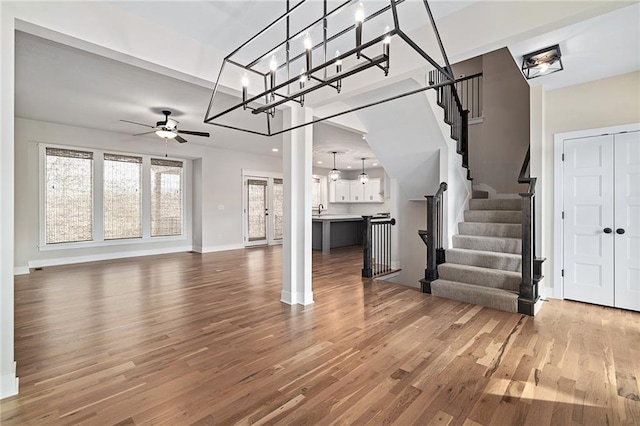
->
[40, 144, 187, 249]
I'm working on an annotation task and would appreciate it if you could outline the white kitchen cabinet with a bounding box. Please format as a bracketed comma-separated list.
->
[329, 178, 383, 203]
[329, 180, 351, 202]
[349, 180, 364, 202]
[364, 178, 382, 202]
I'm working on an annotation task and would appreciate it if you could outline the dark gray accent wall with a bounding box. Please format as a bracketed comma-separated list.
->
[454, 47, 530, 194]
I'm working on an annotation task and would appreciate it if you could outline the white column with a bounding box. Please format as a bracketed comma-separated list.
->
[281, 107, 314, 306]
[1, 8, 18, 398]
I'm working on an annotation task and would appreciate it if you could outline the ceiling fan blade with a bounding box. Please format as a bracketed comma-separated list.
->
[178, 130, 210, 137]
[133, 131, 156, 136]
[175, 135, 188, 144]
[120, 119, 154, 128]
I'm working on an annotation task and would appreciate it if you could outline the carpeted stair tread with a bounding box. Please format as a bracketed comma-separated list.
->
[452, 235, 522, 254]
[458, 222, 521, 238]
[445, 248, 522, 272]
[437, 263, 521, 292]
[469, 198, 520, 211]
[431, 279, 518, 313]
[464, 210, 522, 224]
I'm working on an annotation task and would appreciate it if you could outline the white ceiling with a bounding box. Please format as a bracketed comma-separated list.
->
[14, 0, 640, 170]
[15, 30, 376, 167]
[509, 3, 640, 90]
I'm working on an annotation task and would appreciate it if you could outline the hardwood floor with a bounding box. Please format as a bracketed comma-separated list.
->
[2, 246, 639, 425]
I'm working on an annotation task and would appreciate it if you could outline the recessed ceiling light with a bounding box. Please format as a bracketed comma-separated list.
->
[347, 166, 352, 169]
[272, 148, 279, 152]
[317, 161, 323, 164]
[362, 135, 366, 139]
[372, 163, 378, 166]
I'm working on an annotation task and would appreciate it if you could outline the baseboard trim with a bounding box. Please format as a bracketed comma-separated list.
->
[192, 244, 244, 254]
[1, 363, 19, 399]
[13, 266, 30, 276]
[280, 291, 314, 306]
[27, 246, 193, 269]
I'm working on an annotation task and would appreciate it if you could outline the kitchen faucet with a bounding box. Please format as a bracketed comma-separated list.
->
[317, 203, 324, 215]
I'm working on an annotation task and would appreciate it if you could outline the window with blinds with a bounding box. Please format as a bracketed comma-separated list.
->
[151, 158, 183, 237]
[45, 148, 94, 244]
[103, 154, 142, 240]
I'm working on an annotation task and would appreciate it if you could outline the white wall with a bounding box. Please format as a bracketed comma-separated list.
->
[542, 71, 640, 296]
[14, 118, 282, 269]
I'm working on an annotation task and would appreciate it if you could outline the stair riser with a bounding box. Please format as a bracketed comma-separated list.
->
[446, 250, 522, 272]
[459, 222, 521, 238]
[437, 264, 520, 292]
[464, 210, 522, 224]
[452, 235, 522, 254]
[469, 199, 521, 211]
[431, 280, 518, 313]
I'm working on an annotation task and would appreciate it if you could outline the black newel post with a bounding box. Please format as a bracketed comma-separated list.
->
[362, 216, 372, 278]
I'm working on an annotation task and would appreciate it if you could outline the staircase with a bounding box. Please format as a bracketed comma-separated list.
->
[430, 197, 522, 312]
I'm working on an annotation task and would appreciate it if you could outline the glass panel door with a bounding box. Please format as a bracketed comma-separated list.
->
[272, 178, 283, 242]
[247, 178, 268, 244]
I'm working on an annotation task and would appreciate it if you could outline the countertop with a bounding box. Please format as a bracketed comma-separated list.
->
[312, 214, 363, 221]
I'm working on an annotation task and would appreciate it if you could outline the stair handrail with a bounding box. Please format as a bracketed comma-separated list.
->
[362, 216, 397, 278]
[419, 181, 447, 292]
[428, 69, 471, 175]
[517, 147, 540, 315]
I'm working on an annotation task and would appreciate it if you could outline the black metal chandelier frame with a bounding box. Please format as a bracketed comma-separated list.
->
[204, 0, 459, 136]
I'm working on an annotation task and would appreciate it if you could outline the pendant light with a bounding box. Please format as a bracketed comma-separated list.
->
[358, 157, 369, 184]
[328, 151, 341, 182]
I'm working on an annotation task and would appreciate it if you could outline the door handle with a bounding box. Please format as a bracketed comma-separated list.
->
[616, 228, 625, 235]
[603, 227, 612, 234]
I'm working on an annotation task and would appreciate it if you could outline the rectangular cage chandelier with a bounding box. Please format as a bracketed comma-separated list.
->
[204, 0, 457, 136]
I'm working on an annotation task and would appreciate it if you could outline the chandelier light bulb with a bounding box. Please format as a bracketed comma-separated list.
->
[355, 2, 365, 23]
[270, 55, 278, 72]
[335, 50, 342, 67]
[384, 26, 391, 44]
[304, 33, 312, 51]
[241, 74, 249, 87]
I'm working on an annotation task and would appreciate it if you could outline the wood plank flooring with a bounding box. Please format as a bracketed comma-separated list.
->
[2, 245, 639, 425]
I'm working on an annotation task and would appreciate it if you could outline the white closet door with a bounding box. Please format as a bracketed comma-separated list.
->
[614, 131, 640, 311]
[563, 135, 615, 306]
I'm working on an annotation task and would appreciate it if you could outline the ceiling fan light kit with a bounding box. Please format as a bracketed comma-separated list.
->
[204, 0, 458, 136]
[121, 110, 210, 143]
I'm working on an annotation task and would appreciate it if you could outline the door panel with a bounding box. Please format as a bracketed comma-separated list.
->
[247, 178, 268, 245]
[272, 178, 283, 243]
[614, 131, 640, 311]
[563, 135, 615, 306]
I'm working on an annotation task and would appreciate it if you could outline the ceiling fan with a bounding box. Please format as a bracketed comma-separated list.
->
[120, 110, 210, 143]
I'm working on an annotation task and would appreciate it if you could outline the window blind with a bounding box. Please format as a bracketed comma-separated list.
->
[151, 158, 183, 237]
[103, 154, 142, 240]
[45, 148, 94, 244]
